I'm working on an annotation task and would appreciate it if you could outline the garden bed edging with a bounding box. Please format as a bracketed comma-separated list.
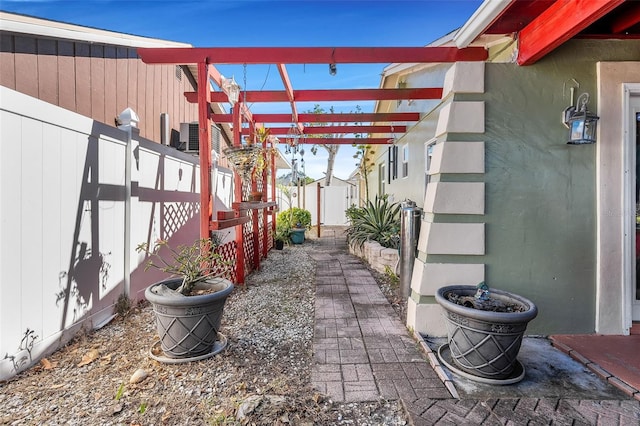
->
[349, 240, 399, 274]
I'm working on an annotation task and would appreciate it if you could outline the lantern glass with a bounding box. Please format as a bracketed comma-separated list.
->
[223, 77, 240, 106]
[565, 92, 599, 145]
[567, 110, 598, 145]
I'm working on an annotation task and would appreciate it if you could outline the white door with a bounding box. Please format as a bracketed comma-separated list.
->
[322, 186, 348, 225]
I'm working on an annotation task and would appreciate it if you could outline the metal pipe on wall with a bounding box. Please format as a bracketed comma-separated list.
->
[399, 199, 422, 300]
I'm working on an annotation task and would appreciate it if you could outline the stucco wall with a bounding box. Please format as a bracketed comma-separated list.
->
[483, 39, 640, 334]
[369, 64, 450, 206]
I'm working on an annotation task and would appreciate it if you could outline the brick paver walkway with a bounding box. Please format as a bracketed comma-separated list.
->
[306, 228, 640, 425]
[308, 232, 451, 404]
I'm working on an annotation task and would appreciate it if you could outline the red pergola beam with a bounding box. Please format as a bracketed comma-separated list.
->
[517, 0, 625, 65]
[243, 125, 407, 135]
[212, 112, 419, 123]
[611, 3, 640, 34]
[300, 137, 393, 145]
[276, 63, 303, 133]
[138, 47, 487, 65]
[187, 88, 443, 103]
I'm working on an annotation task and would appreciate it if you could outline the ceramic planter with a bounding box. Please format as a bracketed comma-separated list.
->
[435, 285, 537, 382]
[290, 228, 306, 244]
[145, 277, 234, 361]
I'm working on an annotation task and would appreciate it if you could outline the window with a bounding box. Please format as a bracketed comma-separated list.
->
[379, 163, 385, 194]
[425, 140, 436, 189]
[402, 144, 409, 178]
[388, 145, 398, 181]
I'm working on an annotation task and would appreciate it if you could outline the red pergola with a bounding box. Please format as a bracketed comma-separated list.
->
[137, 46, 487, 283]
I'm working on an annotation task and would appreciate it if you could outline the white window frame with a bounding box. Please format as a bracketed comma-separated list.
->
[401, 144, 409, 178]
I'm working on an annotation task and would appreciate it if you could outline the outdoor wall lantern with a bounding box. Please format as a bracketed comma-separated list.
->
[563, 92, 599, 145]
[222, 76, 241, 106]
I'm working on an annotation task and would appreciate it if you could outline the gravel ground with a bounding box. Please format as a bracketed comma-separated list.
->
[0, 244, 407, 425]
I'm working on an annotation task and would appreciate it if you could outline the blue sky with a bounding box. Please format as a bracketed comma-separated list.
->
[1, 0, 483, 179]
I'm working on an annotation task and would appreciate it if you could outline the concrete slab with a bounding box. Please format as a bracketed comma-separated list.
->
[423, 336, 630, 400]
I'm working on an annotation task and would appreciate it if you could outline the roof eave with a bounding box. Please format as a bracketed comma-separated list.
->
[0, 11, 191, 48]
[453, 0, 514, 48]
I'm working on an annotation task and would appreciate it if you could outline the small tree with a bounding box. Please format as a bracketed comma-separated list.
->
[305, 104, 362, 186]
[353, 143, 375, 203]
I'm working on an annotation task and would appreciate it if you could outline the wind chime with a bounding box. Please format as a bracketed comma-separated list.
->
[285, 124, 306, 185]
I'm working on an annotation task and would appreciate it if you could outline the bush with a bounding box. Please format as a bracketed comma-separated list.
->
[345, 196, 400, 249]
[277, 207, 312, 230]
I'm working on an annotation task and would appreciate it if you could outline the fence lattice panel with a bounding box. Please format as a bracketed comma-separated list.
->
[163, 202, 198, 241]
[213, 241, 237, 283]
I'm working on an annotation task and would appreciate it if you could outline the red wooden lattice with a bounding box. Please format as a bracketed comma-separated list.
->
[213, 240, 237, 283]
[243, 220, 255, 274]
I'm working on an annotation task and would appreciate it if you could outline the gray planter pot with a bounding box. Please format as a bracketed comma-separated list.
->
[145, 277, 234, 359]
[435, 285, 538, 381]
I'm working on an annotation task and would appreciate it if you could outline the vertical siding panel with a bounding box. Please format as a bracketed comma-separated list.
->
[37, 38, 58, 106]
[167, 65, 174, 131]
[14, 36, 38, 98]
[20, 117, 44, 338]
[0, 111, 23, 347]
[104, 46, 117, 125]
[90, 44, 105, 123]
[127, 49, 138, 115]
[153, 64, 161, 142]
[116, 47, 128, 115]
[0, 34, 16, 89]
[58, 41, 76, 111]
[177, 68, 185, 126]
[41, 123, 62, 338]
[75, 42, 91, 118]
[137, 59, 146, 137]
[57, 129, 82, 329]
[145, 63, 154, 141]
[158, 65, 168, 142]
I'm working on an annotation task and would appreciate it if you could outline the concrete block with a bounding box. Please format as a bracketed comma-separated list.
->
[424, 181, 484, 214]
[436, 101, 484, 137]
[364, 241, 382, 259]
[411, 261, 485, 295]
[380, 248, 398, 261]
[429, 141, 484, 175]
[406, 299, 447, 337]
[442, 61, 485, 97]
[417, 222, 485, 255]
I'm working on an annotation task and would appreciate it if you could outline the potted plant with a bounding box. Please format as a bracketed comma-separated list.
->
[136, 237, 234, 363]
[274, 225, 291, 250]
[278, 207, 311, 244]
[434, 283, 538, 384]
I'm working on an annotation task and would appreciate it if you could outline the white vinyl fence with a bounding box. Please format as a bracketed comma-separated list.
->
[0, 87, 231, 380]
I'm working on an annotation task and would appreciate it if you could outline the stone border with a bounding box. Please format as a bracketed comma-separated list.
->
[348, 240, 399, 275]
[412, 330, 459, 399]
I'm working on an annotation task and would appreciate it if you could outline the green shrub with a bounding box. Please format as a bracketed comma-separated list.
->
[345, 204, 361, 222]
[277, 207, 312, 229]
[274, 223, 291, 243]
[346, 195, 400, 249]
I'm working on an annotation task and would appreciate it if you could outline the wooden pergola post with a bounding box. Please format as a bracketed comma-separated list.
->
[197, 61, 212, 241]
[232, 102, 246, 284]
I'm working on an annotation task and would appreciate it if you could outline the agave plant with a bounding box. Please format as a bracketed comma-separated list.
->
[346, 195, 401, 250]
